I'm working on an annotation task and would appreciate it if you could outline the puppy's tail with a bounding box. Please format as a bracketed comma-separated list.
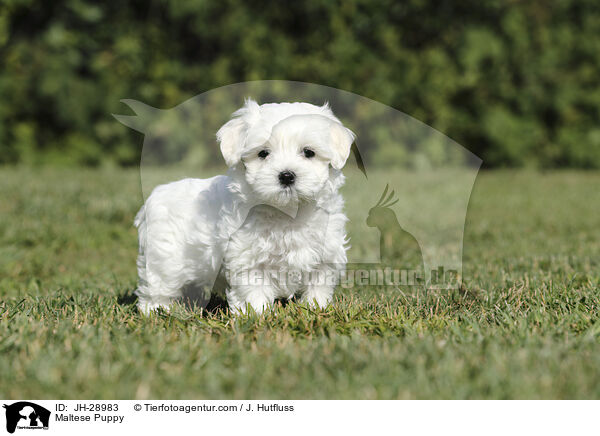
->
[134, 204, 145, 229]
[134, 205, 147, 260]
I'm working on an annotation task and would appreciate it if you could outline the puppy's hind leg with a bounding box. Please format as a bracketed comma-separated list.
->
[135, 260, 183, 314]
[134, 200, 191, 314]
[134, 235, 187, 315]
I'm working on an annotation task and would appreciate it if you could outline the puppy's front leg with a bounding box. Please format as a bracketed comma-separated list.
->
[226, 272, 277, 314]
[300, 266, 337, 308]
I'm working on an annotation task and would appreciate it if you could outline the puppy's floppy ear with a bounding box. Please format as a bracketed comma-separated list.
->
[328, 122, 356, 170]
[217, 99, 259, 167]
[217, 117, 246, 167]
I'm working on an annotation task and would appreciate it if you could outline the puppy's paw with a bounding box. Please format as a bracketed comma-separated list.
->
[137, 296, 173, 315]
[300, 286, 334, 309]
[226, 289, 273, 316]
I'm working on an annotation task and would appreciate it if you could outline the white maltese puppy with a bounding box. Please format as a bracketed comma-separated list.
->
[134, 100, 355, 314]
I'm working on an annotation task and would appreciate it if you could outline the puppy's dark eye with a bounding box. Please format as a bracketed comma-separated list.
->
[258, 150, 270, 159]
[303, 148, 315, 158]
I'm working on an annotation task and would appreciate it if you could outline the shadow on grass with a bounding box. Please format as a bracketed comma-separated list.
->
[186, 295, 293, 314]
[117, 290, 137, 307]
[116, 289, 235, 316]
[116, 288, 295, 317]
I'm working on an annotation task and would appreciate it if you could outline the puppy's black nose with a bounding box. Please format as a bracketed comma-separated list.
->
[278, 170, 296, 186]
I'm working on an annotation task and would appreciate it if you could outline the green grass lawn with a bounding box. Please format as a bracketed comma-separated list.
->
[1, 167, 599, 399]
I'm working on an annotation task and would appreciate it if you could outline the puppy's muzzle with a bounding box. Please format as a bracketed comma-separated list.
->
[278, 170, 296, 186]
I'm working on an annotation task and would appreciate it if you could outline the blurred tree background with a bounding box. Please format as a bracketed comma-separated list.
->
[1, 0, 600, 168]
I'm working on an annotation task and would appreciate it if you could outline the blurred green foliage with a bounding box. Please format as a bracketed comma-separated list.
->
[1, 0, 600, 167]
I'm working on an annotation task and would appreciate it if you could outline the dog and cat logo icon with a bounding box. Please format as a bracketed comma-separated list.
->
[2, 402, 50, 433]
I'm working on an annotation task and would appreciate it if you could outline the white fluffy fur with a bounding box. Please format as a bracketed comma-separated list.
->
[135, 100, 355, 314]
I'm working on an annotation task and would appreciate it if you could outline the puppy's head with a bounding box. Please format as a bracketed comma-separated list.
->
[217, 100, 355, 206]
